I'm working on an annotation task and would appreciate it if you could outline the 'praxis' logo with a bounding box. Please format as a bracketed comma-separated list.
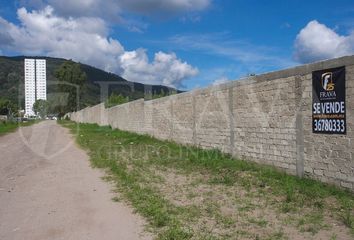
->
[321, 72, 335, 91]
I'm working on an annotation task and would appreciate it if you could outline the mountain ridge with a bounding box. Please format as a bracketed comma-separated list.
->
[0, 55, 179, 109]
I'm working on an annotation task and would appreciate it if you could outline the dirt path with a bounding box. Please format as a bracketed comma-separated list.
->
[0, 121, 151, 240]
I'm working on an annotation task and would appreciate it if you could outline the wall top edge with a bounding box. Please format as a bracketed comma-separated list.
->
[106, 98, 144, 110]
[74, 55, 354, 111]
[190, 55, 354, 95]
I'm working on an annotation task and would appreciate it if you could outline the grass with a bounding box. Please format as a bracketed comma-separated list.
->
[0, 120, 40, 136]
[297, 211, 328, 235]
[60, 120, 354, 239]
[248, 217, 268, 227]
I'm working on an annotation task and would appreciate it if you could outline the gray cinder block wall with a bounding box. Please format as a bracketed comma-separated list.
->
[68, 55, 354, 191]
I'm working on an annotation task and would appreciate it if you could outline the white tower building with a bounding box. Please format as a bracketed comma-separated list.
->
[24, 59, 47, 116]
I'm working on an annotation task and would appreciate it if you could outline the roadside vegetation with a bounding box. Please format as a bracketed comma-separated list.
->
[0, 120, 40, 136]
[105, 89, 178, 109]
[61, 121, 354, 240]
[0, 97, 19, 117]
[105, 93, 129, 108]
[152, 89, 177, 100]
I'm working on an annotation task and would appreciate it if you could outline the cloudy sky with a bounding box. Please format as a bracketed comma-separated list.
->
[0, 0, 354, 89]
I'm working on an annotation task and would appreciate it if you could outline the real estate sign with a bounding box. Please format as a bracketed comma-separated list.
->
[312, 66, 346, 134]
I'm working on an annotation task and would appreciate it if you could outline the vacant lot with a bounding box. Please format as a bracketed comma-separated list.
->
[61, 121, 354, 240]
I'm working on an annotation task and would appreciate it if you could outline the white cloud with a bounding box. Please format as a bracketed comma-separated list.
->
[120, 0, 211, 15]
[21, 0, 211, 32]
[294, 20, 354, 63]
[1, 6, 123, 73]
[119, 49, 198, 88]
[168, 33, 296, 68]
[0, 6, 197, 87]
[22, 0, 211, 19]
[21, 0, 121, 21]
[212, 77, 229, 86]
[180, 14, 202, 23]
[280, 22, 291, 29]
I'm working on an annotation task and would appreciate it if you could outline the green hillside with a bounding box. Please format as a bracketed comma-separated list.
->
[0, 56, 178, 110]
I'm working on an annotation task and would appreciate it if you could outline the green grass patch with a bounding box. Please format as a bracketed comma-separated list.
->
[297, 211, 328, 235]
[60, 120, 354, 239]
[0, 120, 40, 136]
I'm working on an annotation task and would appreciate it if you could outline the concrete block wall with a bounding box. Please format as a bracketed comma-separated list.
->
[143, 101, 154, 135]
[300, 65, 354, 189]
[171, 92, 194, 145]
[194, 86, 231, 153]
[152, 97, 173, 141]
[68, 55, 354, 191]
[105, 99, 145, 134]
[231, 76, 297, 174]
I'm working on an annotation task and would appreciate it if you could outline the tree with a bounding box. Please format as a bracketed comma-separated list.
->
[105, 93, 129, 108]
[33, 99, 49, 118]
[0, 98, 18, 117]
[152, 89, 177, 99]
[54, 61, 87, 116]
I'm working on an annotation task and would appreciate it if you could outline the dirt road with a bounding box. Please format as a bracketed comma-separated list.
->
[0, 121, 151, 240]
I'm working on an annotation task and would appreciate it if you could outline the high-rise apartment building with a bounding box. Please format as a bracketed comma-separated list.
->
[24, 59, 47, 116]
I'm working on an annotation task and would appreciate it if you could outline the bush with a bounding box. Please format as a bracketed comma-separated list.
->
[105, 93, 129, 108]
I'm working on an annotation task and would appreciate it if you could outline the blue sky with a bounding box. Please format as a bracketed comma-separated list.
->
[0, 0, 354, 90]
